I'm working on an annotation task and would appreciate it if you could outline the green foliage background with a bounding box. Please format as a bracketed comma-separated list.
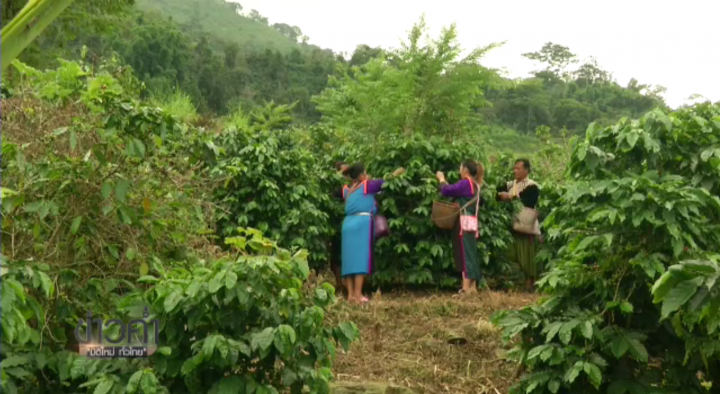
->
[2, 2, 719, 394]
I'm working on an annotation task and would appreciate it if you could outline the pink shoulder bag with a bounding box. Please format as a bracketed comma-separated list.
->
[459, 182, 481, 238]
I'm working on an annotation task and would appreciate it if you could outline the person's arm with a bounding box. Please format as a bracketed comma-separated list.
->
[367, 167, 404, 194]
[440, 179, 474, 198]
[332, 188, 344, 200]
[519, 184, 540, 208]
[497, 182, 510, 201]
[366, 179, 385, 194]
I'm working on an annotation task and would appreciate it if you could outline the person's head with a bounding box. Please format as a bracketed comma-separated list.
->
[460, 159, 484, 184]
[347, 162, 367, 182]
[335, 161, 349, 179]
[513, 159, 531, 181]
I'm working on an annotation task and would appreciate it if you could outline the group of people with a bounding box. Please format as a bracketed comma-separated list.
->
[329, 158, 541, 304]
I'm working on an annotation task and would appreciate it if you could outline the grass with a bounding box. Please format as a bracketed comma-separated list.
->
[151, 90, 199, 124]
[135, 0, 314, 54]
[325, 288, 536, 394]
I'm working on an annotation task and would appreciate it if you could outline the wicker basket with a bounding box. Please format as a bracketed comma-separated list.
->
[431, 200, 460, 230]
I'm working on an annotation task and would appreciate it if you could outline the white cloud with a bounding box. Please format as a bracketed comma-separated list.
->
[236, 0, 720, 108]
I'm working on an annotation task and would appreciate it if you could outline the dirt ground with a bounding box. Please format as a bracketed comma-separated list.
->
[326, 289, 537, 394]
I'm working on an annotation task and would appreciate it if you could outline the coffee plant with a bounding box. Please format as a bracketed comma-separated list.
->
[209, 106, 336, 268]
[492, 104, 720, 393]
[1, 60, 357, 393]
[135, 228, 358, 394]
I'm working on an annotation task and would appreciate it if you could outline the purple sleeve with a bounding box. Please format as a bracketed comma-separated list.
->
[440, 179, 474, 198]
[367, 179, 385, 194]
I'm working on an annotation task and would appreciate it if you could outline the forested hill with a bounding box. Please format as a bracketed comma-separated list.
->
[134, 0, 315, 54]
[2, 0, 669, 148]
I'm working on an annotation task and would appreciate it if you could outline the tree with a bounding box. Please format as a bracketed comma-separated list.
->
[574, 57, 611, 85]
[248, 9, 268, 25]
[272, 22, 300, 42]
[314, 16, 505, 141]
[348, 44, 384, 67]
[523, 42, 578, 80]
[224, 41, 239, 69]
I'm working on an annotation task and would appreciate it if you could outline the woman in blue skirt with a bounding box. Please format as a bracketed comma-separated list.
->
[342, 163, 404, 304]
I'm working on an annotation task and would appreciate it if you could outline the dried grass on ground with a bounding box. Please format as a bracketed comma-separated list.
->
[326, 287, 536, 394]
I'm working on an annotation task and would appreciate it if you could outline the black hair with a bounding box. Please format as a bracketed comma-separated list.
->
[334, 161, 346, 171]
[347, 163, 365, 180]
[515, 158, 531, 172]
[462, 159, 485, 184]
[461, 159, 478, 177]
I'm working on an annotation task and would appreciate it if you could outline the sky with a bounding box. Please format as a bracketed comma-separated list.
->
[234, 0, 719, 108]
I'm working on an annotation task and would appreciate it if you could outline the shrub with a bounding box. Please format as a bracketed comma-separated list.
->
[1, 60, 357, 394]
[492, 104, 720, 393]
[138, 228, 358, 394]
[210, 104, 335, 268]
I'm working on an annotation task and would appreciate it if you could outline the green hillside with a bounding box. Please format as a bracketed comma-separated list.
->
[135, 0, 309, 54]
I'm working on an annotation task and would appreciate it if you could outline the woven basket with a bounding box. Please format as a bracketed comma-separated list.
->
[431, 200, 460, 230]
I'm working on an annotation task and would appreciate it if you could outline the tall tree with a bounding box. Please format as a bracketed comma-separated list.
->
[523, 42, 578, 79]
[314, 16, 505, 141]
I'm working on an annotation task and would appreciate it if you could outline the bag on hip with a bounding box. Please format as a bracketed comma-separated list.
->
[513, 207, 540, 235]
[459, 182, 481, 238]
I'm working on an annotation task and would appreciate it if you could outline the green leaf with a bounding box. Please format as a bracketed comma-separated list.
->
[701, 148, 715, 161]
[218, 376, 243, 394]
[202, 335, 218, 358]
[70, 357, 85, 379]
[134, 138, 146, 158]
[70, 130, 78, 151]
[661, 277, 703, 318]
[611, 336, 628, 358]
[581, 321, 593, 339]
[652, 271, 680, 302]
[37, 271, 53, 298]
[209, 272, 225, 294]
[620, 301, 634, 314]
[186, 280, 201, 297]
[251, 327, 276, 352]
[125, 247, 137, 261]
[563, 361, 583, 384]
[575, 236, 598, 251]
[225, 271, 238, 289]
[274, 325, 297, 355]
[181, 353, 203, 375]
[93, 379, 114, 394]
[1, 355, 30, 368]
[626, 336, 648, 362]
[559, 320, 580, 345]
[625, 132, 639, 149]
[126, 370, 143, 393]
[544, 322, 562, 343]
[527, 345, 550, 361]
[115, 179, 130, 203]
[140, 371, 158, 393]
[163, 291, 183, 313]
[139, 263, 149, 276]
[70, 216, 82, 235]
[583, 362, 602, 389]
[157, 347, 172, 356]
[101, 181, 112, 199]
[548, 380, 560, 394]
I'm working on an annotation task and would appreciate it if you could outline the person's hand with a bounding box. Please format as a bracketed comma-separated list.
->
[436, 171, 446, 182]
[498, 192, 511, 201]
[392, 167, 406, 177]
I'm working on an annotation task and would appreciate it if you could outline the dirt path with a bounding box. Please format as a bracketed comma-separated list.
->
[326, 290, 536, 394]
